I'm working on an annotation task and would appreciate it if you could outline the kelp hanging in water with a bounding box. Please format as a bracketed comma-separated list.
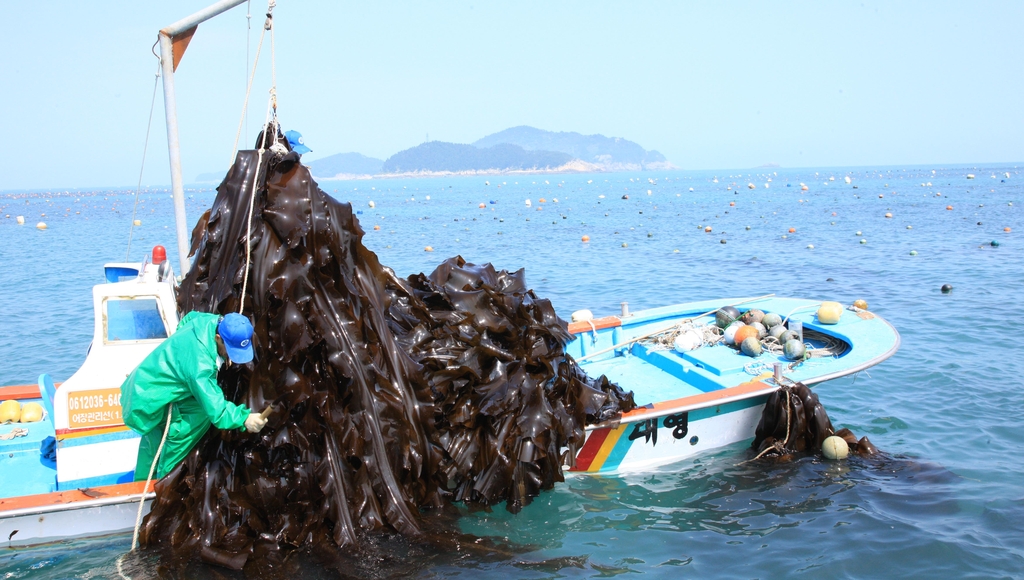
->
[139, 140, 634, 570]
[750, 382, 878, 461]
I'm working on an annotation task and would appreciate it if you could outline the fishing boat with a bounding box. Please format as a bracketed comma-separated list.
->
[1, 0, 248, 549]
[0, 250, 177, 547]
[0, 0, 901, 551]
[563, 297, 899, 473]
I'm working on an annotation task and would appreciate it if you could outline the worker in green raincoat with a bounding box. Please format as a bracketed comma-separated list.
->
[120, 312, 267, 480]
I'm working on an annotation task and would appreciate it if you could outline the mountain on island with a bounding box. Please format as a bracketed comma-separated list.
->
[298, 126, 672, 179]
[380, 142, 572, 175]
[473, 126, 669, 170]
[305, 152, 384, 179]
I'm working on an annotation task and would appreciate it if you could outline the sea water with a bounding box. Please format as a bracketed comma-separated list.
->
[1, 165, 1022, 578]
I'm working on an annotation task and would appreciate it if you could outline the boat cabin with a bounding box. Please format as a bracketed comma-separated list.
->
[0, 247, 177, 496]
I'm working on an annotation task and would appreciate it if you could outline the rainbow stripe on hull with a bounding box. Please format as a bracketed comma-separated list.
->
[571, 392, 769, 473]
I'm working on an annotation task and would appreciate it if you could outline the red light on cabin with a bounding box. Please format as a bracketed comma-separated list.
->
[152, 245, 167, 264]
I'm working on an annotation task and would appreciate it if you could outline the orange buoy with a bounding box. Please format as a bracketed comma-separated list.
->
[831, 212, 837, 216]
[729, 201, 736, 207]
[373, 225, 380, 230]
[788, 227, 796, 233]
[946, 205, 953, 210]
[424, 246, 434, 252]
[885, 212, 892, 218]
[539, 198, 546, 203]
[704, 226, 713, 233]
[478, 203, 485, 208]
[1005, 227, 1012, 232]
[733, 325, 759, 345]
[581, 235, 590, 242]
[801, 185, 809, 191]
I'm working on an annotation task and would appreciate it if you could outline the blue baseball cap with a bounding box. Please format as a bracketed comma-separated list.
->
[285, 130, 311, 155]
[218, 313, 254, 364]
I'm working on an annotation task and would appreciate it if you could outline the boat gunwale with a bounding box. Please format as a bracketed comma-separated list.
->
[0, 480, 155, 518]
[0, 384, 47, 400]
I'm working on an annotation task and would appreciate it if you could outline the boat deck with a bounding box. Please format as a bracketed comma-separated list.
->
[0, 390, 58, 499]
[568, 296, 901, 408]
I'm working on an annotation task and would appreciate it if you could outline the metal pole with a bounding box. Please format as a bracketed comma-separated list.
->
[161, 0, 248, 37]
[158, 0, 248, 276]
[158, 32, 191, 276]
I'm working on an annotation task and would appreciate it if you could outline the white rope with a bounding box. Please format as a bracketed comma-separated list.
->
[269, 1, 277, 99]
[238, 0, 278, 316]
[117, 403, 173, 580]
[125, 58, 162, 261]
[245, 0, 251, 147]
[229, 0, 274, 167]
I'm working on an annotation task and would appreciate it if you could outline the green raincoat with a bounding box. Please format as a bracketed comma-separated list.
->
[120, 311, 251, 480]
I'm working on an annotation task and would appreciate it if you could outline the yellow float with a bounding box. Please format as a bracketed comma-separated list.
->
[817, 301, 843, 324]
[0, 400, 21, 423]
[20, 402, 44, 423]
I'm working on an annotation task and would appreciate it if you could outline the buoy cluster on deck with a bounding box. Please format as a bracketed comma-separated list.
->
[666, 301, 865, 360]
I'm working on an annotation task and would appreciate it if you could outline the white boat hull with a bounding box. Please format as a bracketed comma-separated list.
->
[0, 484, 152, 548]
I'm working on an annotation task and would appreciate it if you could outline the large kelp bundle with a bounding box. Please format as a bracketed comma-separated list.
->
[139, 137, 633, 569]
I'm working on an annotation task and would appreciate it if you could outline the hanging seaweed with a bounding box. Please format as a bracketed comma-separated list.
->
[750, 382, 878, 461]
[138, 134, 634, 570]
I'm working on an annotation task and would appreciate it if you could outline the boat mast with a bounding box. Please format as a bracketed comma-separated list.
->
[158, 0, 248, 275]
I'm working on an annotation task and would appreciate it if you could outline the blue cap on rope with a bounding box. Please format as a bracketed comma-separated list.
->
[285, 130, 311, 154]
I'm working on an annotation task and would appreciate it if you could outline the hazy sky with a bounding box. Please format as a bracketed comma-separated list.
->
[2, 1, 1021, 191]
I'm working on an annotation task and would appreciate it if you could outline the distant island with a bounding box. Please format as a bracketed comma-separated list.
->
[473, 126, 669, 171]
[381, 141, 574, 175]
[306, 152, 384, 179]
[195, 126, 672, 182]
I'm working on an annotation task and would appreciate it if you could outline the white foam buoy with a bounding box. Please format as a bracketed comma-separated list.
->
[723, 321, 745, 345]
[822, 436, 849, 459]
[133, 219, 142, 226]
[368, 200, 375, 208]
[16, 215, 25, 225]
[673, 329, 703, 352]
[571, 309, 594, 322]
[36, 222, 47, 230]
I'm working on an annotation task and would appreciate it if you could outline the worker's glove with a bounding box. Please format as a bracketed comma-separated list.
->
[244, 413, 268, 433]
